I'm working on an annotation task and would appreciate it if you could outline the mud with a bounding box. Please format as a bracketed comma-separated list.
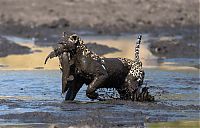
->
[0, 0, 198, 59]
[0, 99, 199, 128]
[0, 0, 198, 34]
[35, 39, 120, 56]
[84, 43, 120, 55]
[0, 0, 199, 127]
[148, 31, 199, 59]
[0, 69, 199, 127]
[0, 36, 32, 57]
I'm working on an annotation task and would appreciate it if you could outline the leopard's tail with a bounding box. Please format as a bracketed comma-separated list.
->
[134, 35, 142, 62]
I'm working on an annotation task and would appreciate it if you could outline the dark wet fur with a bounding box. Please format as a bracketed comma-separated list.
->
[46, 34, 154, 101]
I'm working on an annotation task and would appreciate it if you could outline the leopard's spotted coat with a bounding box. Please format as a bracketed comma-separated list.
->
[118, 35, 144, 86]
[67, 34, 144, 85]
[67, 34, 144, 92]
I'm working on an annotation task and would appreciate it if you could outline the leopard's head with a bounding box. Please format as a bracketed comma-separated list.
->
[57, 33, 81, 52]
[44, 33, 82, 64]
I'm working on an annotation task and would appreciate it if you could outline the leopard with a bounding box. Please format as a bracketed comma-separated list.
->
[45, 33, 154, 101]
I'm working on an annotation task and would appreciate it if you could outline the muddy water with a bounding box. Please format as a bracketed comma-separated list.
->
[0, 35, 199, 127]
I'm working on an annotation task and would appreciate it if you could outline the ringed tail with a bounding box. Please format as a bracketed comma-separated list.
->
[134, 35, 142, 62]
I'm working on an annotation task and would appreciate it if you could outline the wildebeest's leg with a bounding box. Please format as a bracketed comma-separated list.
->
[65, 79, 84, 100]
[59, 52, 71, 94]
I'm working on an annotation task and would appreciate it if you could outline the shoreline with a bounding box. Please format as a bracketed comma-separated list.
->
[0, 120, 199, 128]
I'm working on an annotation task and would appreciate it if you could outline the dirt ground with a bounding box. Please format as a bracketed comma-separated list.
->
[0, 0, 199, 58]
[0, 98, 199, 128]
[0, 0, 198, 32]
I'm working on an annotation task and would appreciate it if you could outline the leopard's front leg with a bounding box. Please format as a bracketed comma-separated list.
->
[86, 74, 108, 99]
[85, 64, 108, 100]
[75, 55, 108, 99]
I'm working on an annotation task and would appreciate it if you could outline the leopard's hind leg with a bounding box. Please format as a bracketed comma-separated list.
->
[117, 74, 140, 101]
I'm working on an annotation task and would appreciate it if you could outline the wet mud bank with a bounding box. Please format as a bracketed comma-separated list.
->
[0, 99, 199, 127]
[0, 36, 31, 57]
[0, 23, 198, 59]
[0, 35, 120, 59]
[0, 23, 199, 60]
[0, 0, 198, 59]
[148, 30, 199, 59]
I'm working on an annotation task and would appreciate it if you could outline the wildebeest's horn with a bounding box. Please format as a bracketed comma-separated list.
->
[44, 51, 57, 64]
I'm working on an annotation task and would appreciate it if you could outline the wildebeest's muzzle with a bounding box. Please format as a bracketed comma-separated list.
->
[44, 43, 72, 94]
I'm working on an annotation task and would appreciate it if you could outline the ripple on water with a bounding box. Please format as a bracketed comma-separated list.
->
[0, 63, 199, 123]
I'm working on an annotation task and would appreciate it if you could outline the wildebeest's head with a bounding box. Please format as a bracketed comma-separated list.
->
[57, 33, 82, 53]
[44, 33, 81, 64]
[44, 33, 80, 94]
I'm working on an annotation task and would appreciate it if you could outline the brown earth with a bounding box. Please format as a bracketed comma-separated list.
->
[0, 99, 199, 128]
[0, 1, 199, 127]
[0, 0, 198, 33]
[0, 0, 199, 58]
